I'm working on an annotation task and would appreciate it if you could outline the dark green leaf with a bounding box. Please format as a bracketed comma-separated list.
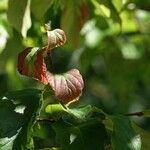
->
[33, 122, 56, 149]
[7, 0, 31, 37]
[142, 109, 150, 117]
[0, 89, 42, 150]
[111, 115, 141, 150]
[53, 119, 107, 150]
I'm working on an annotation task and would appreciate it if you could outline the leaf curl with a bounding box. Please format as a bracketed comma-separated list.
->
[17, 28, 84, 104]
[47, 29, 66, 50]
[18, 47, 48, 84]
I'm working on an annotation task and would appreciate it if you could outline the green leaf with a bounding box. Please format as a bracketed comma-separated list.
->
[52, 119, 107, 150]
[111, 115, 141, 150]
[45, 104, 66, 119]
[7, 0, 31, 37]
[33, 122, 56, 149]
[0, 89, 42, 150]
[61, 0, 87, 47]
[25, 47, 40, 70]
[31, 0, 53, 20]
[66, 105, 92, 120]
[142, 109, 150, 117]
[97, 0, 121, 25]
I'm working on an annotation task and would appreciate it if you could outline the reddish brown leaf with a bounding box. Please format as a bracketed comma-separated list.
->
[18, 47, 48, 84]
[17, 28, 84, 104]
[33, 48, 48, 84]
[46, 69, 84, 104]
[18, 47, 31, 75]
[47, 29, 66, 50]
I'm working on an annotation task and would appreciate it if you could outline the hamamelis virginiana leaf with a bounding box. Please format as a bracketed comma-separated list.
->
[18, 27, 84, 104]
[47, 29, 66, 50]
[18, 47, 48, 84]
[46, 69, 84, 104]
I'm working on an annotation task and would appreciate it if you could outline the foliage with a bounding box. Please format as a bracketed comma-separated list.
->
[0, 0, 150, 149]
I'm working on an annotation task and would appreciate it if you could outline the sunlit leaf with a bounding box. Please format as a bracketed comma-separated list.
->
[7, 0, 31, 37]
[45, 104, 66, 119]
[97, 0, 121, 25]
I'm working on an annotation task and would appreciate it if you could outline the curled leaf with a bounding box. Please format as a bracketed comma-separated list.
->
[18, 47, 48, 84]
[17, 27, 84, 104]
[46, 69, 84, 104]
[47, 29, 66, 50]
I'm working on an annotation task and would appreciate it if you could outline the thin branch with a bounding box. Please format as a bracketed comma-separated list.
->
[125, 112, 144, 117]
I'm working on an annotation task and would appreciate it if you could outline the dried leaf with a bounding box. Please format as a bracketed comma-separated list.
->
[46, 69, 84, 104]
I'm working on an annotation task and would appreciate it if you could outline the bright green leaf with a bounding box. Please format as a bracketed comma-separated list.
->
[97, 0, 121, 25]
[45, 104, 66, 119]
[7, 0, 31, 37]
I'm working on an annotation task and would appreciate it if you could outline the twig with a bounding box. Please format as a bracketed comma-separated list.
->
[125, 112, 144, 117]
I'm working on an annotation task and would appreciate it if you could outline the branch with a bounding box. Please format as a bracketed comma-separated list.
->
[125, 112, 143, 117]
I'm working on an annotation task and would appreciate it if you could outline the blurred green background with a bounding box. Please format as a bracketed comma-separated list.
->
[0, 0, 149, 130]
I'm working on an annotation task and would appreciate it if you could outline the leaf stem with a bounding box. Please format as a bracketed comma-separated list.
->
[59, 102, 68, 110]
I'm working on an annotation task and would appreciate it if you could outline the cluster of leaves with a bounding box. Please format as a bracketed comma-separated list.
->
[0, 0, 150, 150]
[1, 88, 149, 150]
[0, 25, 149, 150]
